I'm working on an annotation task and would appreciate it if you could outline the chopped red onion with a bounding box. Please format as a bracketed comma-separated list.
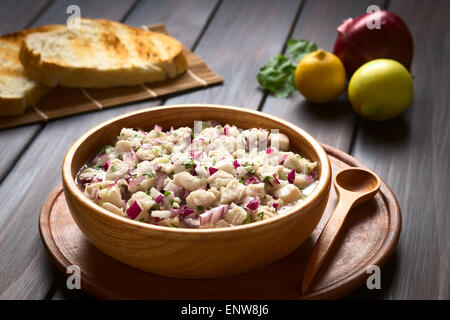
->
[155, 174, 166, 191]
[305, 174, 315, 183]
[170, 208, 184, 215]
[224, 125, 229, 136]
[199, 210, 212, 226]
[154, 194, 163, 204]
[246, 198, 260, 211]
[165, 181, 182, 196]
[266, 148, 273, 154]
[104, 160, 111, 171]
[200, 205, 228, 226]
[105, 183, 116, 189]
[272, 173, 280, 184]
[280, 153, 289, 165]
[209, 167, 218, 175]
[126, 201, 141, 219]
[233, 160, 240, 168]
[288, 169, 296, 184]
[183, 206, 195, 216]
[128, 176, 145, 189]
[273, 203, 279, 210]
[245, 177, 261, 185]
[193, 151, 202, 160]
[154, 124, 162, 132]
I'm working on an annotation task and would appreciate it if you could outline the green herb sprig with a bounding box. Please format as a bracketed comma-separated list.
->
[257, 39, 317, 98]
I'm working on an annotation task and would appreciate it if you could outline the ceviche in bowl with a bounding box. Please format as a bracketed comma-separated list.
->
[62, 104, 331, 278]
[77, 121, 319, 229]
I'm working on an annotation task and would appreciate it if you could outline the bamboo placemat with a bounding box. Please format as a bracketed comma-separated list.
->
[0, 23, 223, 130]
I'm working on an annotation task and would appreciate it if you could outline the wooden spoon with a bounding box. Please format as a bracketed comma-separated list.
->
[302, 167, 381, 294]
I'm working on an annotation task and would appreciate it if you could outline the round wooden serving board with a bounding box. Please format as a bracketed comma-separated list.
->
[39, 144, 401, 299]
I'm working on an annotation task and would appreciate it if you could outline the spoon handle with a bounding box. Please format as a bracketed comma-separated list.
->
[302, 196, 354, 294]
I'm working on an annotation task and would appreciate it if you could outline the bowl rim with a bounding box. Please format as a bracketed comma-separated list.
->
[62, 104, 331, 234]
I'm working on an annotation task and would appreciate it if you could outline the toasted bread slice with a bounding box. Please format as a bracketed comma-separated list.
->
[20, 19, 188, 88]
[0, 27, 57, 116]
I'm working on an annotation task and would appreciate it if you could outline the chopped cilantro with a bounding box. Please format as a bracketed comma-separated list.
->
[93, 165, 103, 171]
[163, 190, 171, 197]
[258, 212, 265, 219]
[183, 158, 194, 169]
[196, 206, 203, 211]
[145, 190, 151, 195]
[145, 172, 154, 178]
[171, 223, 179, 228]
[263, 176, 271, 182]
[169, 199, 175, 206]
[110, 165, 119, 172]
[244, 214, 253, 224]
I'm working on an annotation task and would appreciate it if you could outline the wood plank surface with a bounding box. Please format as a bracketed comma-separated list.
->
[0, 0, 138, 300]
[165, 0, 302, 109]
[261, 0, 384, 151]
[0, 0, 137, 181]
[350, 0, 450, 299]
[0, 0, 52, 182]
[0, 0, 220, 300]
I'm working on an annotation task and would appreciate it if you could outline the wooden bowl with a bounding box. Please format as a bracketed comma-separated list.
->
[62, 104, 331, 279]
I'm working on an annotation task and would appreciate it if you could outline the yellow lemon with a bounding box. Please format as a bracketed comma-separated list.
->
[294, 49, 346, 103]
[348, 59, 414, 121]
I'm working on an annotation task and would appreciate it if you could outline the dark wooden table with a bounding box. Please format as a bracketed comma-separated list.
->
[0, 0, 448, 300]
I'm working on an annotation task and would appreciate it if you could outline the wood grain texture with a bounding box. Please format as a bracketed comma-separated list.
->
[0, 0, 52, 182]
[0, 0, 221, 300]
[351, 0, 450, 299]
[261, 0, 385, 151]
[0, 0, 51, 34]
[40, 145, 401, 299]
[165, 0, 302, 109]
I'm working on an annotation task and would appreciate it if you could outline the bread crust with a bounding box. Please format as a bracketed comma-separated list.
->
[20, 19, 188, 88]
[0, 26, 56, 116]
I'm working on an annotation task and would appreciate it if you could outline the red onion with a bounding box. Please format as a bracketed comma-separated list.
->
[170, 208, 184, 215]
[246, 198, 260, 211]
[273, 203, 279, 210]
[223, 125, 230, 136]
[279, 154, 288, 165]
[154, 124, 162, 132]
[200, 205, 228, 226]
[266, 148, 273, 155]
[154, 194, 163, 204]
[199, 210, 212, 226]
[333, 10, 413, 75]
[272, 173, 280, 185]
[128, 176, 145, 189]
[105, 183, 116, 189]
[209, 167, 218, 175]
[126, 201, 141, 219]
[104, 159, 111, 171]
[305, 174, 315, 184]
[193, 151, 202, 160]
[288, 169, 296, 184]
[245, 177, 261, 185]
[233, 160, 240, 168]
[182, 206, 195, 216]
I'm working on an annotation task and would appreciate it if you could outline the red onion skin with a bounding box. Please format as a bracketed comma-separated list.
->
[333, 10, 413, 76]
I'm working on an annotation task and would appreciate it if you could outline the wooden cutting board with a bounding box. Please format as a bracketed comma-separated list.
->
[39, 144, 401, 299]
